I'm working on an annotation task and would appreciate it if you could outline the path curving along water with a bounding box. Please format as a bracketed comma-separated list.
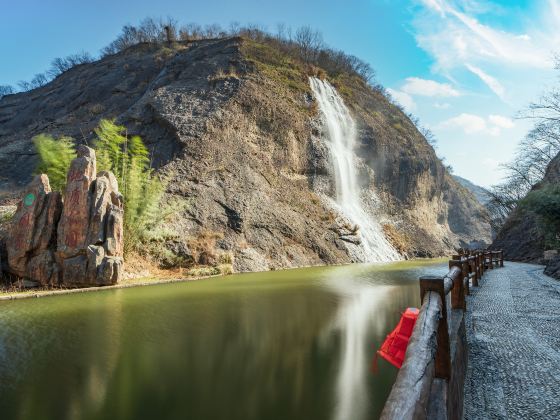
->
[464, 262, 560, 419]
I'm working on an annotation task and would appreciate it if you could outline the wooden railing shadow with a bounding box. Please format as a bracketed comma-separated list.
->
[380, 250, 504, 420]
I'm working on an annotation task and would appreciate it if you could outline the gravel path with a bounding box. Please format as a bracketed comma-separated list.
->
[464, 262, 560, 419]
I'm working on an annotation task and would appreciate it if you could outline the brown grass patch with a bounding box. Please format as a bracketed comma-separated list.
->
[382, 224, 410, 254]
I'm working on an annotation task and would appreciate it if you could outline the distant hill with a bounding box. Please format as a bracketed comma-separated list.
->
[453, 175, 491, 206]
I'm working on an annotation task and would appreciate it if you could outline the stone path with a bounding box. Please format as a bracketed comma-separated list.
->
[464, 262, 560, 419]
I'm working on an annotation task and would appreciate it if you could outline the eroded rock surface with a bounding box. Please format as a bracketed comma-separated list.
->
[57, 145, 96, 259]
[6, 149, 123, 287]
[7, 174, 61, 285]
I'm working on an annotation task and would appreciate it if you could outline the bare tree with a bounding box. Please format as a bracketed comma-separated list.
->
[0, 84, 14, 99]
[294, 26, 324, 62]
[179, 23, 203, 41]
[48, 52, 94, 78]
[487, 77, 560, 230]
[229, 21, 241, 36]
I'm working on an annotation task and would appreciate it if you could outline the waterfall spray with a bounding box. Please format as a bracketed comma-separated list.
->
[309, 77, 400, 262]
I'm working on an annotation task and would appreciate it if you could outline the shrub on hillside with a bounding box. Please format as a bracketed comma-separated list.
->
[0, 85, 14, 99]
[99, 18, 377, 86]
[520, 183, 560, 248]
[33, 119, 172, 257]
[32, 134, 77, 191]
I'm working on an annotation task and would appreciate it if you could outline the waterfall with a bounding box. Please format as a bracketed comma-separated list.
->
[309, 77, 400, 262]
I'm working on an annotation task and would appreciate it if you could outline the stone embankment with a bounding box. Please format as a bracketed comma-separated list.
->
[4, 146, 123, 287]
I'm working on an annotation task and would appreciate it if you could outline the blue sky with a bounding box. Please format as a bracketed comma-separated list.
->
[2, 0, 559, 187]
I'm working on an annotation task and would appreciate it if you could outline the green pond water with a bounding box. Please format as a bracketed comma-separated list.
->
[0, 259, 448, 420]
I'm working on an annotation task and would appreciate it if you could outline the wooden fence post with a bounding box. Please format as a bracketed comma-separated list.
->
[449, 260, 466, 310]
[487, 252, 493, 270]
[500, 250, 504, 267]
[462, 261, 470, 296]
[470, 257, 479, 287]
[420, 276, 451, 379]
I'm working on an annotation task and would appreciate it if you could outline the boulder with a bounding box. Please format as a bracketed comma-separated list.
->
[544, 255, 560, 280]
[61, 255, 89, 286]
[6, 174, 62, 285]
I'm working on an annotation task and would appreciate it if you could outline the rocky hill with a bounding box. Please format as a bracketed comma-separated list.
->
[491, 152, 560, 262]
[452, 175, 490, 206]
[0, 37, 491, 272]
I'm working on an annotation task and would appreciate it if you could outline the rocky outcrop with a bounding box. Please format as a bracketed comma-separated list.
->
[544, 255, 560, 279]
[452, 175, 491, 206]
[491, 152, 560, 262]
[0, 37, 491, 272]
[6, 174, 62, 285]
[6, 148, 123, 287]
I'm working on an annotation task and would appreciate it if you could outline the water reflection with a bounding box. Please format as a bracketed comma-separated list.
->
[324, 274, 394, 420]
[0, 260, 447, 420]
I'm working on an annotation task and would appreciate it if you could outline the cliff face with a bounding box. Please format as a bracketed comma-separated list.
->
[504, 151, 560, 261]
[0, 37, 491, 271]
[452, 175, 490, 206]
[491, 152, 560, 262]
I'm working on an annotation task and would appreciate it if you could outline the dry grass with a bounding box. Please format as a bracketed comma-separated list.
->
[89, 103, 104, 115]
[382, 223, 410, 254]
[188, 230, 223, 266]
[208, 67, 240, 82]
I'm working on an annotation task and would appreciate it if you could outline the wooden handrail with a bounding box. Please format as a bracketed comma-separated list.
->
[380, 249, 504, 420]
[380, 290, 442, 419]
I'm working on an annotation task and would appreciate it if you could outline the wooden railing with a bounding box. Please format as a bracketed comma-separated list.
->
[380, 249, 504, 420]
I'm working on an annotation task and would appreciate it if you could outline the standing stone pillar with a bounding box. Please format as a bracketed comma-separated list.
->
[56, 146, 124, 287]
[7, 174, 62, 285]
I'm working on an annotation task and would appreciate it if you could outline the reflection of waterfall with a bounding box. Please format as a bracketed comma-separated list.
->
[309, 77, 400, 262]
[324, 276, 394, 420]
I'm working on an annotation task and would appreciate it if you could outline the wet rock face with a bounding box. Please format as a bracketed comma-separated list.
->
[6, 148, 123, 287]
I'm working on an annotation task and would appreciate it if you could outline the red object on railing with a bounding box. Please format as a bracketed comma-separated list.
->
[377, 307, 419, 369]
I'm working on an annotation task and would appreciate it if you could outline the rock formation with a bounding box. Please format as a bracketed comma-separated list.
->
[0, 37, 491, 271]
[7, 174, 62, 285]
[6, 147, 123, 287]
[544, 255, 560, 279]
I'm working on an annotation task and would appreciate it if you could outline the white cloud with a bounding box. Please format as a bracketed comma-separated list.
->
[386, 88, 417, 111]
[438, 112, 515, 136]
[415, 1, 558, 71]
[421, 0, 446, 15]
[488, 114, 514, 129]
[465, 64, 506, 100]
[440, 113, 488, 134]
[401, 77, 460, 97]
